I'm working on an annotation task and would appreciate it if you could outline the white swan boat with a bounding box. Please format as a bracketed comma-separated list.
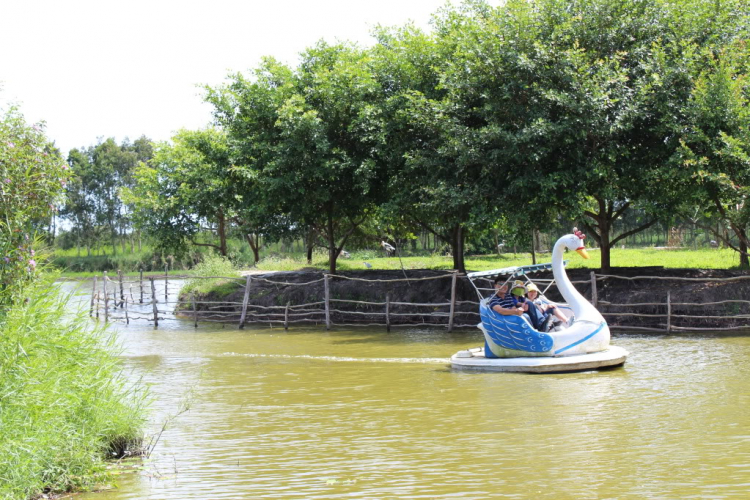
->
[451, 231, 628, 373]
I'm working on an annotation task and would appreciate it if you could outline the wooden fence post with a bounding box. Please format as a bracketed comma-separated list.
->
[95, 292, 100, 319]
[192, 292, 197, 328]
[448, 271, 457, 332]
[118, 269, 125, 308]
[324, 274, 331, 330]
[103, 271, 109, 323]
[139, 268, 144, 304]
[164, 264, 169, 301]
[239, 275, 252, 329]
[590, 271, 598, 308]
[150, 277, 158, 327]
[124, 296, 129, 325]
[386, 292, 391, 332]
[284, 301, 290, 330]
[666, 291, 672, 333]
[90, 275, 97, 317]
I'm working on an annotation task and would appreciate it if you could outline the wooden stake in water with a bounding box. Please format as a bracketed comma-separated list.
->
[164, 264, 169, 301]
[192, 292, 198, 328]
[448, 271, 457, 332]
[284, 301, 290, 330]
[139, 268, 144, 304]
[151, 277, 158, 328]
[324, 274, 331, 330]
[666, 291, 672, 333]
[124, 296, 129, 325]
[590, 271, 598, 308]
[103, 271, 109, 323]
[239, 275, 252, 329]
[90, 275, 97, 317]
[118, 269, 125, 308]
[386, 292, 391, 332]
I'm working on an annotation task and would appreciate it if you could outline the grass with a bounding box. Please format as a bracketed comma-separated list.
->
[0, 277, 148, 499]
[252, 247, 743, 272]
[181, 255, 242, 297]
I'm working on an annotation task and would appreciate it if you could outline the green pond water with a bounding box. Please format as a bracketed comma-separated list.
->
[61, 281, 750, 499]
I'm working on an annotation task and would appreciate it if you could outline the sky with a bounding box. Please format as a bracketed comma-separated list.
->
[0, 0, 468, 156]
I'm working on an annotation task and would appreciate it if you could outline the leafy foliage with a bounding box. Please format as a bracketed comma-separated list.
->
[0, 106, 69, 303]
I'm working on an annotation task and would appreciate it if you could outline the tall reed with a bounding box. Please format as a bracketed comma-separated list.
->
[0, 278, 147, 499]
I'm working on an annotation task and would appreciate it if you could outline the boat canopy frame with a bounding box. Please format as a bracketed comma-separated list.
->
[466, 261, 568, 301]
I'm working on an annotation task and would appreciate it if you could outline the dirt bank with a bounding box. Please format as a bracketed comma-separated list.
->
[186, 267, 750, 331]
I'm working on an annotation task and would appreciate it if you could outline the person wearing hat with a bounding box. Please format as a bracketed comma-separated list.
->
[489, 278, 544, 329]
[525, 283, 570, 330]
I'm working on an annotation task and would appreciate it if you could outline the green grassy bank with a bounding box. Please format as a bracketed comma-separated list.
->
[56, 246, 742, 278]
[0, 279, 147, 499]
[252, 247, 742, 272]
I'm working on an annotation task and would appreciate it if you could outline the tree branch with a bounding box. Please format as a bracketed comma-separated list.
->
[610, 219, 658, 246]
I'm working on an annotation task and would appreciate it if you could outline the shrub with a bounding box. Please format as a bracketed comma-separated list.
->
[0, 279, 147, 498]
[181, 254, 241, 296]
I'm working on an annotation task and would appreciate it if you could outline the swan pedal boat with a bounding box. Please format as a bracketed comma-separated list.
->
[451, 232, 628, 373]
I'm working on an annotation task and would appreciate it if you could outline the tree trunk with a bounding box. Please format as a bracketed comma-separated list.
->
[327, 211, 338, 274]
[306, 227, 316, 264]
[531, 228, 537, 265]
[450, 224, 466, 274]
[244, 234, 261, 264]
[217, 212, 227, 256]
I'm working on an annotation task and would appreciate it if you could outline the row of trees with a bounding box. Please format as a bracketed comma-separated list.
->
[62, 137, 153, 255]
[121, 0, 750, 273]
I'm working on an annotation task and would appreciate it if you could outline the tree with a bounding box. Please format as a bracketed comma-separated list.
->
[126, 128, 234, 257]
[371, 22, 501, 273]
[208, 44, 388, 273]
[676, 43, 750, 267]
[0, 105, 68, 303]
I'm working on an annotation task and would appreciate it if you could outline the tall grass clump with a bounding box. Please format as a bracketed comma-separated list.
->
[0, 278, 147, 499]
[181, 254, 242, 297]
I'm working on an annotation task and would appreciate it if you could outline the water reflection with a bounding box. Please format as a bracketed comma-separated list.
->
[54, 280, 750, 499]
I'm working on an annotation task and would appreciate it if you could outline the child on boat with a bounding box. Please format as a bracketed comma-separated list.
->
[526, 283, 570, 330]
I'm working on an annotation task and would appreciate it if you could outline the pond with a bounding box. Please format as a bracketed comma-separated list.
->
[59, 281, 750, 499]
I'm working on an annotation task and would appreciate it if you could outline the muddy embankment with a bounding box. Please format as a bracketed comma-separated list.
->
[185, 268, 750, 331]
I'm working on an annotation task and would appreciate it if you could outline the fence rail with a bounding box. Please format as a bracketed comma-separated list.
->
[86, 269, 750, 333]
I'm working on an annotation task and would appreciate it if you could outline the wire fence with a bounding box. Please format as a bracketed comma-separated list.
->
[86, 269, 750, 333]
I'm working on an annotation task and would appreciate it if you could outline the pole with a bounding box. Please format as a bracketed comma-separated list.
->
[192, 292, 198, 328]
[118, 269, 124, 308]
[324, 274, 331, 330]
[448, 271, 457, 332]
[239, 275, 251, 329]
[590, 271, 598, 308]
[124, 296, 129, 325]
[103, 271, 109, 323]
[150, 277, 158, 327]
[139, 268, 144, 303]
[666, 291, 672, 333]
[90, 275, 97, 317]
[284, 301, 290, 330]
[164, 264, 168, 301]
[386, 292, 391, 332]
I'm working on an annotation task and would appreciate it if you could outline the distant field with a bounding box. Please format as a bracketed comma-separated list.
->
[54, 246, 743, 277]
[253, 247, 742, 273]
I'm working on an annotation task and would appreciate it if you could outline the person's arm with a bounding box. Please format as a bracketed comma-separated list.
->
[492, 299, 524, 316]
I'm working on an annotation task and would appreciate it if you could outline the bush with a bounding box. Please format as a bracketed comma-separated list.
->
[181, 254, 241, 296]
[0, 279, 147, 498]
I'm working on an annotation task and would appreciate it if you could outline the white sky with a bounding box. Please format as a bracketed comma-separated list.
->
[0, 0, 472, 156]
